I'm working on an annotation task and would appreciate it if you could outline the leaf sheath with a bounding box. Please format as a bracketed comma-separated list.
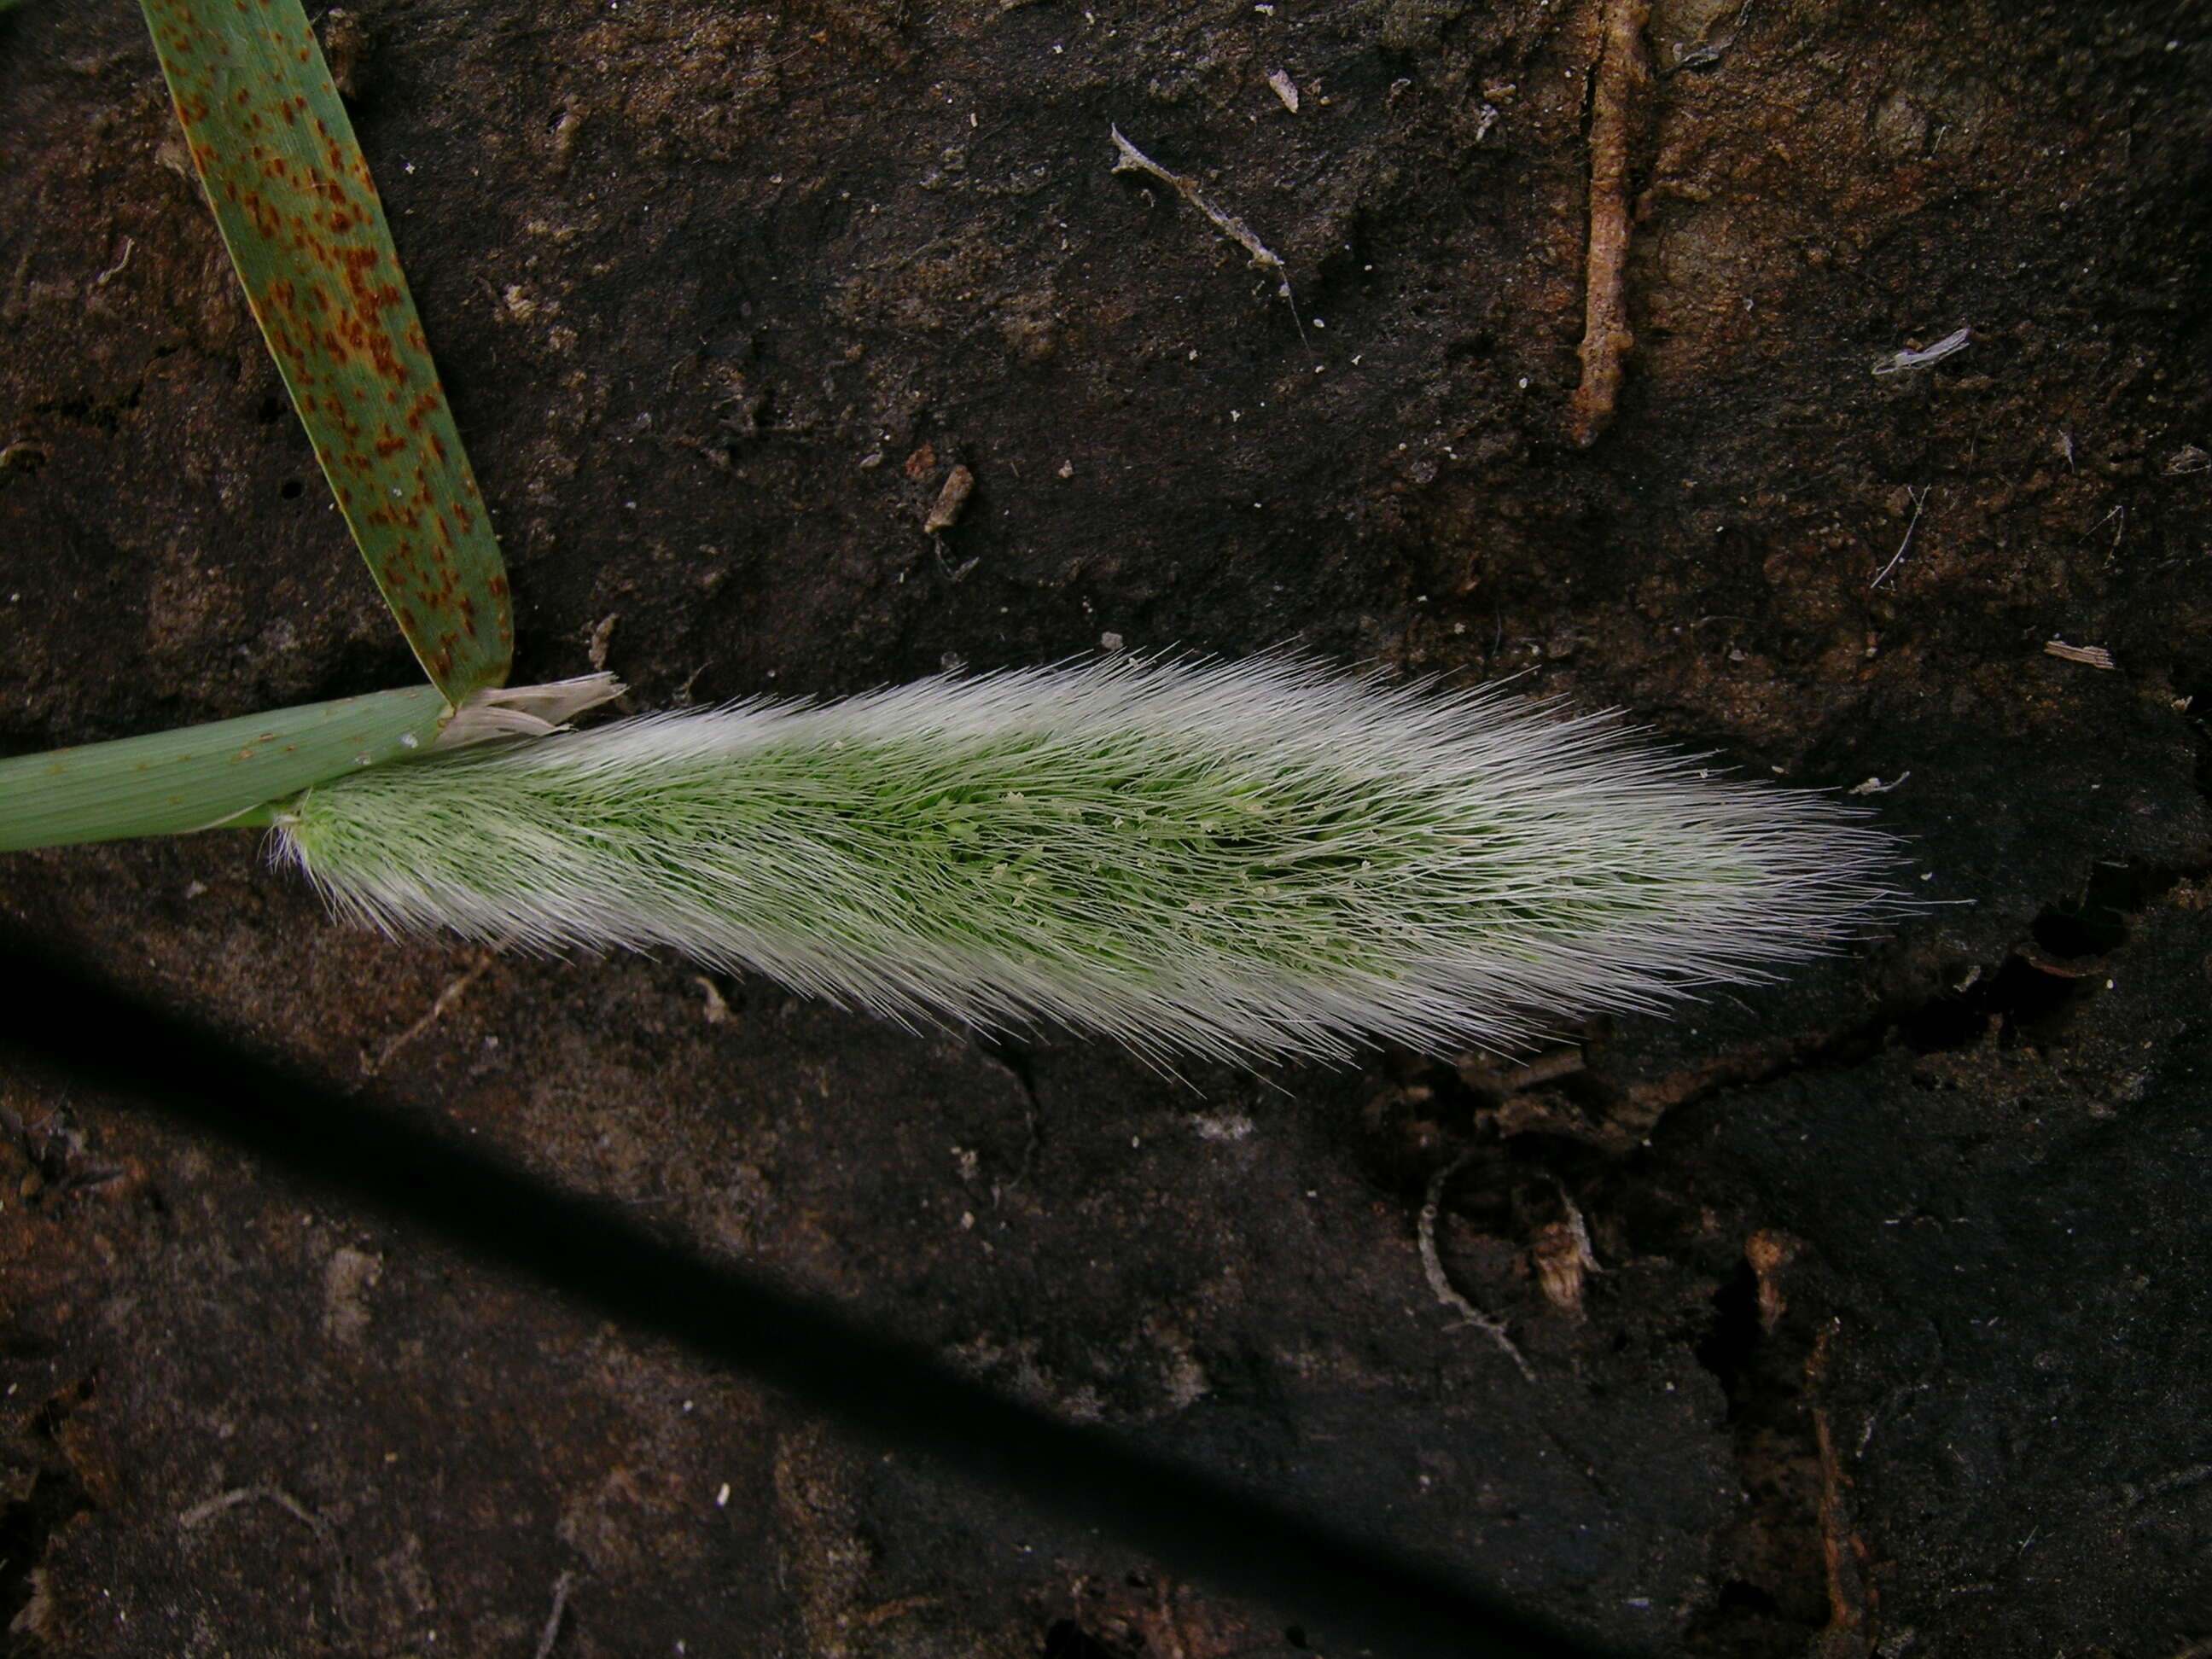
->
[0, 686, 447, 852]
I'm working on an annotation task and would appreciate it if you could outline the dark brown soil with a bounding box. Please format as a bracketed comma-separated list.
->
[4, 0, 2211, 1654]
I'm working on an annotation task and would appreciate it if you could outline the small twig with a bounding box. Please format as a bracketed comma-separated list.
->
[1846, 771, 1911, 795]
[1855, 1379, 1931, 1458]
[1417, 1149, 1536, 1382]
[2122, 1464, 2212, 1509]
[1808, 1325, 1873, 1655]
[1497, 1049, 1585, 1092]
[363, 953, 494, 1075]
[1459, 1045, 1586, 1095]
[1109, 125, 1282, 279]
[92, 236, 135, 288]
[178, 1486, 257, 1529]
[2091, 502, 2127, 559]
[1108, 124, 1307, 345]
[849, 1592, 945, 1631]
[533, 1570, 575, 1659]
[179, 1483, 327, 1535]
[1566, 0, 1649, 446]
[1869, 486, 1930, 590]
[178, 1486, 353, 1628]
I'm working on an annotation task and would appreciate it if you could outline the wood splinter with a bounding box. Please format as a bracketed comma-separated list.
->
[1567, 0, 1650, 448]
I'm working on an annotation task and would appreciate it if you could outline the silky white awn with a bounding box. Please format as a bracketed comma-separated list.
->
[276, 655, 1906, 1062]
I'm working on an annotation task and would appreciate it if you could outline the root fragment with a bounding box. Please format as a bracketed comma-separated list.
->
[1567, 0, 1650, 447]
[1417, 1149, 1536, 1383]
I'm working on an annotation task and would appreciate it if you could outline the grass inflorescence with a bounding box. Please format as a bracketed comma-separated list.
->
[276, 655, 1907, 1062]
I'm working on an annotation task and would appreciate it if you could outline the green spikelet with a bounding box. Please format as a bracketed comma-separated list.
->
[275, 655, 1905, 1062]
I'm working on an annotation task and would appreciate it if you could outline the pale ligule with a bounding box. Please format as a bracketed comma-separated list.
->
[434, 674, 626, 748]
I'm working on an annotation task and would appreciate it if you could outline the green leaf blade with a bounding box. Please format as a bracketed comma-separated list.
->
[0, 686, 448, 852]
[138, 0, 511, 703]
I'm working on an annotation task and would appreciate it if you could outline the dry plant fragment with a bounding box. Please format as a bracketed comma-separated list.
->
[925, 464, 976, 534]
[2043, 638, 2116, 671]
[433, 672, 625, 748]
[317, 9, 370, 101]
[1871, 325, 1972, 376]
[1869, 486, 1930, 591]
[1566, 0, 1650, 447]
[1529, 1189, 1600, 1322]
[1745, 1227, 1795, 1330]
[1807, 1324, 1876, 1654]
[1109, 125, 1301, 330]
[1109, 125, 1285, 278]
[361, 953, 494, 1075]
[695, 975, 731, 1024]
[178, 1485, 329, 1534]
[1418, 1149, 1536, 1382]
[533, 1572, 576, 1659]
[586, 612, 620, 674]
[177, 1484, 355, 1617]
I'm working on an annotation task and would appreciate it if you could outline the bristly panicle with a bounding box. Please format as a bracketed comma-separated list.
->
[275, 655, 1910, 1063]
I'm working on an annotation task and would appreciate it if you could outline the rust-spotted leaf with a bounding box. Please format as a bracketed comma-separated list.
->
[139, 0, 511, 703]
